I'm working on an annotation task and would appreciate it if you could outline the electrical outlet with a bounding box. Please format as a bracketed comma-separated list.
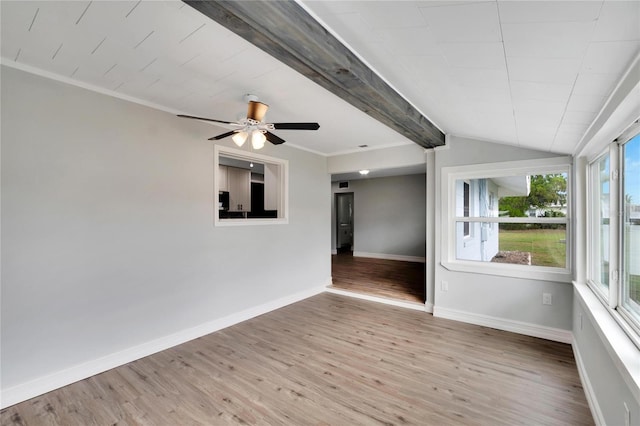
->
[441, 281, 449, 292]
[579, 313, 583, 331]
[542, 293, 552, 305]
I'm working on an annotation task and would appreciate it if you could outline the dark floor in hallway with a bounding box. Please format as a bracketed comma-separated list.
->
[331, 252, 425, 303]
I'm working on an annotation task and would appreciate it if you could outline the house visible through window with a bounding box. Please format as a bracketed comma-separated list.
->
[463, 181, 470, 237]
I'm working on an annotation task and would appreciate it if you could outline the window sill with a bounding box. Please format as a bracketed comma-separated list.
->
[215, 218, 288, 227]
[573, 280, 640, 400]
[441, 260, 572, 283]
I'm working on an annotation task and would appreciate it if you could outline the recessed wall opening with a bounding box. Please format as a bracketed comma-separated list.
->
[214, 145, 288, 226]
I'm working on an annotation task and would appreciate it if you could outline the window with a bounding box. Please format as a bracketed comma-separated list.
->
[622, 134, 640, 330]
[214, 145, 288, 226]
[442, 157, 571, 281]
[588, 153, 610, 297]
[588, 126, 640, 337]
[463, 181, 470, 237]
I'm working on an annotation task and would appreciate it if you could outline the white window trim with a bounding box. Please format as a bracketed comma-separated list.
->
[586, 146, 618, 307]
[585, 122, 640, 347]
[441, 156, 572, 282]
[214, 145, 289, 227]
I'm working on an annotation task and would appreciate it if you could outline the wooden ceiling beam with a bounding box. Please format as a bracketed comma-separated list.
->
[183, 0, 445, 149]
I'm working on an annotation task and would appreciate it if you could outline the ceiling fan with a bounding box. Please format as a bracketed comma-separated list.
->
[177, 95, 320, 149]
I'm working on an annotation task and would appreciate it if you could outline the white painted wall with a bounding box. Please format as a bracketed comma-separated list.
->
[331, 174, 426, 259]
[432, 136, 573, 333]
[0, 66, 330, 399]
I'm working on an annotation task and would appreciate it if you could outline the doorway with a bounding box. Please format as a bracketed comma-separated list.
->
[330, 181, 426, 305]
[335, 192, 354, 254]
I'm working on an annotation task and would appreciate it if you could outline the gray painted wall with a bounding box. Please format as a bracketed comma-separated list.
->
[571, 57, 640, 425]
[0, 66, 330, 390]
[433, 136, 573, 330]
[331, 174, 426, 258]
[4, 65, 636, 424]
[572, 292, 639, 425]
[327, 144, 426, 174]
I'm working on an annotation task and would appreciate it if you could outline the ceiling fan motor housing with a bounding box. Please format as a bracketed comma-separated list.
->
[247, 100, 269, 122]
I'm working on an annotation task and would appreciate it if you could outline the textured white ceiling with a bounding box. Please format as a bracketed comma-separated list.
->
[1, 1, 639, 157]
[303, 0, 640, 154]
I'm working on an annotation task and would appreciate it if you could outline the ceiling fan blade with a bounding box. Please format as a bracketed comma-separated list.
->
[272, 122, 320, 130]
[265, 131, 286, 145]
[208, 130, 237, 141]
[247, 101, 269, 122]
[177, 114, 235, 125]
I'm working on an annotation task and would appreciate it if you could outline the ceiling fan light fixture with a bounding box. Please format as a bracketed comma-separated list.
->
[177, 97, 319, 147]
[232, 131, 248, 147]
[251, 130, 266, 150]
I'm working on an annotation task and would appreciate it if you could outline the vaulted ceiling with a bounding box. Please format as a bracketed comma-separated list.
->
[1, 1, 639, 156]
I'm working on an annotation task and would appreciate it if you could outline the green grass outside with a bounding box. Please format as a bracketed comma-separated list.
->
[499, 229, 566, 267]
[498, 229, 640, 309]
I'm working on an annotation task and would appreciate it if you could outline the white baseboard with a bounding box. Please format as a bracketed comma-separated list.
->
[325, 287, 426, 311]
[0, 283, 328, 409]
[572, 342, 605, 426]
[353, 251, 425, 263]
[433, 306, 573, 344]
[331, 249, 337, 255]
[424, 301, 434, 313]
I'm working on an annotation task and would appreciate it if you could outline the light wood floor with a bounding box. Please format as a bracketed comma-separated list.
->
[1, 293, 592, 426]
[331, 253, 426, 303]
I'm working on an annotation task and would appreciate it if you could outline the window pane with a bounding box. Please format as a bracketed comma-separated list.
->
[622, 134, 640, 322]
[455, 174, 568, 218]
[463, 182, 470, 236]
[590, 155, 610, 291]
[456, 222, 567, 268]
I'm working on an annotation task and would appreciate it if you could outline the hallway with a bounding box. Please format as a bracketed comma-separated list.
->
[330, 253, 425, 303]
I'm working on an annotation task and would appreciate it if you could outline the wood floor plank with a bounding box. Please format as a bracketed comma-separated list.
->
[331, 253, 425, 303]
[1, 293, 593, 425]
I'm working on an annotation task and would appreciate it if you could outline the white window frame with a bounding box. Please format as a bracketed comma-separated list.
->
[214, 145, 289, 227]
[586, 148, 616, 305]
[441, 157, 572, 282]
[586, 122, 640, 346]
[619, 135, 640, 336]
